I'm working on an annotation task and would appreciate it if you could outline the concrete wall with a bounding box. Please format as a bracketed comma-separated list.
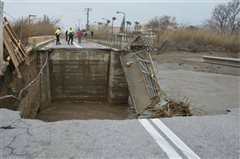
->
[108, 50, 129, 104]
[49, 49, 110, 101]
[39, 51, 51, 110]
[48, 48, 129, 104]
[18, 52, 51, 118]
[1, 47, 129, 118]
[28, 35, 55, 46]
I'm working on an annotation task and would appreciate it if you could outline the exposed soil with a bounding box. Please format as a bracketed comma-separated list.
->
[152, 51, 240, 76]
[36, 101, 135, 122]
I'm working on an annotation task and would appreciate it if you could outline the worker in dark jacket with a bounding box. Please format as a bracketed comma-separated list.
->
[68, 28, 74, 45]
[65, 30, 68, 42]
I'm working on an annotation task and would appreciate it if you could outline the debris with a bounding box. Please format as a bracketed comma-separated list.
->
[121, 51, 164, 113]
[138, 110, 154, 119]
[126, 62, 133, 67]
[3, 17, 29, 79]
[128, 35, 154, 52]
[138, 97, 192, 118]
[155, 99, 168, 109]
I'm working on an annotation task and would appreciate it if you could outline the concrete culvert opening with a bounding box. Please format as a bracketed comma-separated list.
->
[1, 43, 191, 121]
[34, 48, 135, 121]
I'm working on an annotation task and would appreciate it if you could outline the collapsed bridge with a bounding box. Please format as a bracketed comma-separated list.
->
[0, 21, 164, 120]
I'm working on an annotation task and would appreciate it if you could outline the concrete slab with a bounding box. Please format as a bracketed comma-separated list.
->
[0, 109, 168, 159]
[120, 52, 152, 113]
[160, 108, 240, 159]
[0, 108, 239, 159]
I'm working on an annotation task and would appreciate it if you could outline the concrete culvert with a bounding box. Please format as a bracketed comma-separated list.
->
[24, 47, 135, 121]
[1, 42, 192, 121]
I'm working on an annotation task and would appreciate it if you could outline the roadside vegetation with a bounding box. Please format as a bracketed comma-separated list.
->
[147, 0, 240, 54]
[158, 28, 240, 53]
[10, 16, 60, 45]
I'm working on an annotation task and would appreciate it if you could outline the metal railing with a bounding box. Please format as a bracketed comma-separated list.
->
[137, 57, 161, 99]
[88, 32, 155, 49]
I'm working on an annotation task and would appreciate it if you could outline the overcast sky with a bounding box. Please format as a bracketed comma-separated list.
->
[2, 0, 231, 30]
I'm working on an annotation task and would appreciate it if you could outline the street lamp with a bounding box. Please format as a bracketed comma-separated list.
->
[134, 21, 140, 32]
[97, 22, 103, 30]
[28, 14, 37, 24]
[102, 18, 111, 26]
[116, 11, 126, 33]
[102, 18, 111, 39]
[28, 14, 37, 37]
[126, 21, 132, 33]
[112, 17, 117, 36]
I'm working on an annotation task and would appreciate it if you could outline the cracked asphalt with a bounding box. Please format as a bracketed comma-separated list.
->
[0, 108, 239, 159]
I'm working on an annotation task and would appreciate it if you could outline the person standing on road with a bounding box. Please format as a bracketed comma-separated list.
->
[65, 30, 68, 42]
[76, 29, 83, 43]
[68, 27, 74, 45]
[91, 31, 94, 37]
[54, 28, 61, 45]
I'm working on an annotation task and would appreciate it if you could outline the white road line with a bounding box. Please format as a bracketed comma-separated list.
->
[152, 119, 201, 159]
[73, 42, 83, 48]
[138, 119, 183, 159]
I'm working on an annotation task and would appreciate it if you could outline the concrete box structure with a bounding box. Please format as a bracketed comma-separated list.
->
[38, 47, 129, 110]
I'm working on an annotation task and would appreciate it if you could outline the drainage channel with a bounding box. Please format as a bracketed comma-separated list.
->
[36, 101, 134, 122]
[33, 48, 134, 121]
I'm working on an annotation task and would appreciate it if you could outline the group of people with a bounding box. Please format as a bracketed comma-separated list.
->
[54, 27, 83, 45]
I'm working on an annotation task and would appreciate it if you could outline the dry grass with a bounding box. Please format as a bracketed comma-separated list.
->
[144, 97, 192, 118]
[10, 17, 60, 45]
[153, 98, 192, 118]
[158, 28, 240, 53]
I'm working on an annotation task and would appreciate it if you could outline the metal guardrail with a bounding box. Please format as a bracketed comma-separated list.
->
[137, 58, 160, 99]
[202, 56, 240, 68]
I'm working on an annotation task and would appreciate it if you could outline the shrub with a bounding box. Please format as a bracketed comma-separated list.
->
[10, 16, 60, 45]
[158, 28, 240, 53]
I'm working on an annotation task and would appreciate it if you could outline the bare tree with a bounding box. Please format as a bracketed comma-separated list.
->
[147, 15, 177, 42]
[207, 0, 240, 34]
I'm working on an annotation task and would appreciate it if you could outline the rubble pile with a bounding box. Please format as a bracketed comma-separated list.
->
[138, 98, 192, 118]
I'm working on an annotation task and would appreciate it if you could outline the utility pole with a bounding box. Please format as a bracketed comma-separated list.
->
[28, 14, 36, 24]
[44, 14, 47, 22]
[112, 17, 117, 36]
[20, 16, 23, 42]
[84, 8, 92, 31]
[0, 0, 4, 76]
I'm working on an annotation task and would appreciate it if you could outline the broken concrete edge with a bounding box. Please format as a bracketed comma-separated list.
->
[38, 46, 120, 53]
[26, 38, 55, 53]
[28, 35, 55, 46]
